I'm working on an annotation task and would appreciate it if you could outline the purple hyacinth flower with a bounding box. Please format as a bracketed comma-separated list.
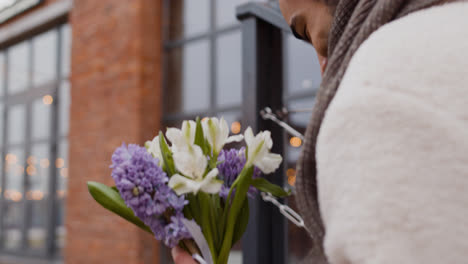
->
[164, 213, 192, 248]
[217, 148, 261, 200]
[110, 143, 194, 248]
[111, 144, 169, 219]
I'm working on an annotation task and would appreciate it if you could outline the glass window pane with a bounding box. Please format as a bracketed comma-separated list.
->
[0, 52, 5, 97]
[3, 147, 24, 250]
[56, 140, 68, 251]
[166, 41, 210, 114]
[27, 143, 50, 250]
[8, 41, 29, 94]
[32, 96, 52, 140]
[216, 31, 242, 107]
[285, 35, 321, 95]
[7, 104, 26, 145]
[61, 24, 71, 78]
[59, 81, 70, 136]
[169, 0, 209, 40]
[33, 29, 57, 86]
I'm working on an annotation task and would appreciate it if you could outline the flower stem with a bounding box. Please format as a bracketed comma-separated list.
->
[217, 166, 254, 264]
[182, 239, 201, 256]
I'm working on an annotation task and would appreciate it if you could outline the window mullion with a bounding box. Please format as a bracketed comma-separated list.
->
[209, 0, 216, 116]
[45, 25, 62, 257]
[0, 47, 9, 250]
[21, 38, 33, 252]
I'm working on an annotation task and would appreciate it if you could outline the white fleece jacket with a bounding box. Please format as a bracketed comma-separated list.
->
[316, 2, 468, 264]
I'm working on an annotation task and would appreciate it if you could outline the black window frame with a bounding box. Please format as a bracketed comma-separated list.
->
[0, 20, 70, 260]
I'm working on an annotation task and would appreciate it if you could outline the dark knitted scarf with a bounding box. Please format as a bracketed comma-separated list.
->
[296, 0, 453, 262]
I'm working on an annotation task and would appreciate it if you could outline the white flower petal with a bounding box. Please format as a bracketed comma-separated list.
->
[226, 134, 244, 144]
[168, 174, 202, 195]
[201, 180, 223, 194]
[244, 127, 254, 146]
[167, 121, 197, 152]
[168, 169, 222, 195]
[262, 131, 273, 149]
[201, 168, 223, 193]
[255, 153, 282, 174]
[219, 117, 230, 144]
[181, 120, 197, 146]
[244, 127, 283, 174]
[173, 145, 207, 180]
[145, 135, 164, 167]
[200, 168, 223, 194]
[247, 135, 265, 164]
[166, 127, 184, 150]
[202, 117, 236, 154]
[205, 168, 219, 180]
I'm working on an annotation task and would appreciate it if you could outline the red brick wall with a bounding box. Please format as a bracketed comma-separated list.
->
[66, 0, 163, 263]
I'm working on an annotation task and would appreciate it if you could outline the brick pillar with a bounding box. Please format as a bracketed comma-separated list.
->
[65, 0, 163, 263]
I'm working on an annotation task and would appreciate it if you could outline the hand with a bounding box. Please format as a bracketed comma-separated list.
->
[171, 246, 197, 264]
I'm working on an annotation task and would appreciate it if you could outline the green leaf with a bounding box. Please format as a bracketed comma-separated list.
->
[218, 166, 254, 264]
[87, 181, 152, 234]
[232, 198, 249, 245]
[159, 131, 176, 176]
[198, 192, 218, 261]
[194, 117, 207, 154]
[251, 178, 291, 197]
[205, 138, 212, 156]
[186, 194, 201, 224]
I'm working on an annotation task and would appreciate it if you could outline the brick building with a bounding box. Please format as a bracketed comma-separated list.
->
[0, 0, 321, 263]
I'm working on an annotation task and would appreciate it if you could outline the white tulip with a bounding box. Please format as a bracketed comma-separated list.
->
[172, 144, 207, 180]
[169, 168, 223, 195]
[166, 120, 197, 151]
[202, 117, 243, 155]
[244, 127, 282, 174]
[145, 135, 164, 167]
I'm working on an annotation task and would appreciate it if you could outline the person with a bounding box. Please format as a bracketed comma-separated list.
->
[173, 0, 468, 263]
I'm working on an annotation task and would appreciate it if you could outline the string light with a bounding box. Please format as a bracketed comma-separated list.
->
[40, 158, 50, 168]
[26, 165, 37, 176]
[4, 190, 23, 202]
[43, 95, 53, 105]
[27, 156, 37, 165]
[287, 168, 296, 186]
[5, 154, 17, 164]
[231, 121, 241, 134]
[55, 158, 65, 168]
[26, 190, 44, 201]
[31, 190, 44, 200]
[57, 190, 66, 198]
[60, 168, 68, 178]
[289, 136, 302, 148]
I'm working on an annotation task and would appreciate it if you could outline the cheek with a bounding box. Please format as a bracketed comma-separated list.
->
[309, 21, 331, 57]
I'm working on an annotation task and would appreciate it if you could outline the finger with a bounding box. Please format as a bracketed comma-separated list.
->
[171, 246, 197, 264]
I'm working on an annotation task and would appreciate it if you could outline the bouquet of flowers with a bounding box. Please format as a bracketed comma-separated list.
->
[88, 117, 289, 264]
